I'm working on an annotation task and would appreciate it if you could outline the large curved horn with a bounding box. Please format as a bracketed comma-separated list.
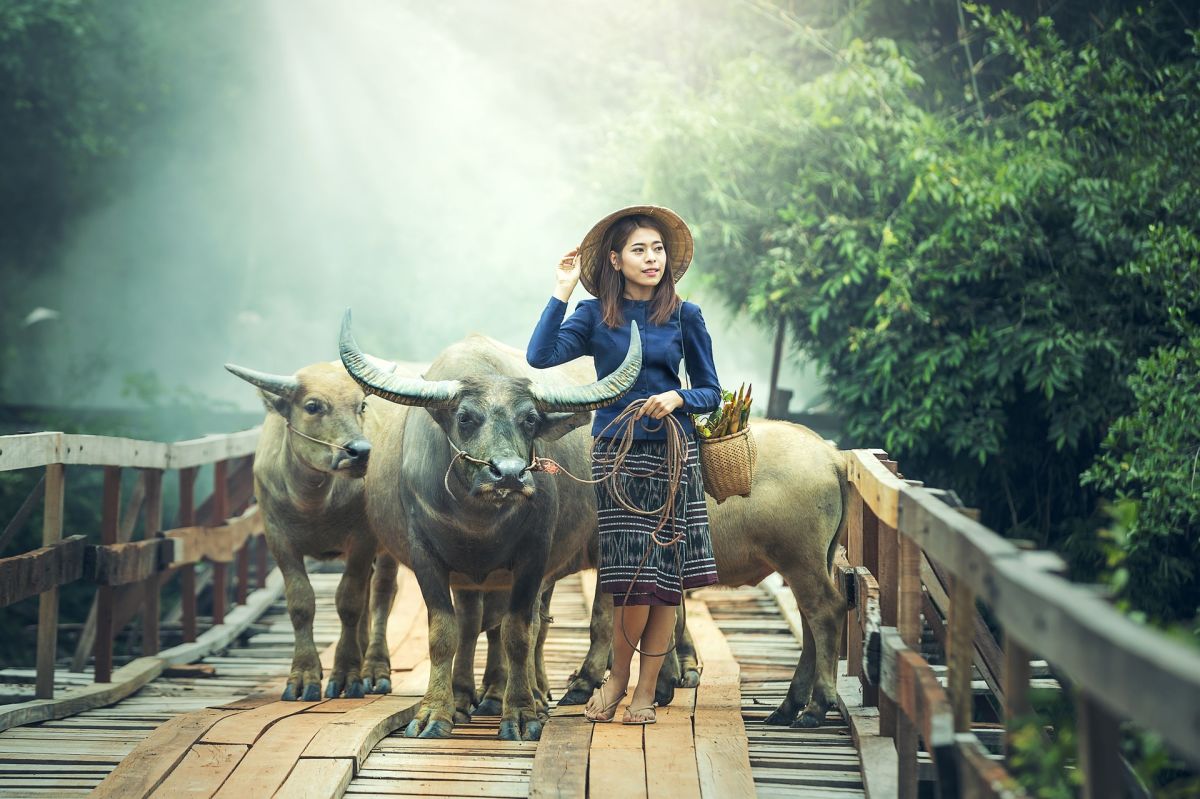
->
[224, 363, 300, 399]
[339, 310, 462, 408]
[531, 321, 643, 412]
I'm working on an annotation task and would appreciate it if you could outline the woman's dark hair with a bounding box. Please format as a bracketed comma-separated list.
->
[593, 214, 681, 328]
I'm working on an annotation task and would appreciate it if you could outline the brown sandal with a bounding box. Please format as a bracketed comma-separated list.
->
[622, 704, 657, 725]
[584, 683, 626, 723]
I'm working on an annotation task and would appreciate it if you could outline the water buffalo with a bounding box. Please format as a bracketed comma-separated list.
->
[565, 420, 849, 728]
[339, 311, 641, 741]
[225, 361, 399, 701]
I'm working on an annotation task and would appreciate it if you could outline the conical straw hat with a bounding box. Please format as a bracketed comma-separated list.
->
[578, 205, 694, 296]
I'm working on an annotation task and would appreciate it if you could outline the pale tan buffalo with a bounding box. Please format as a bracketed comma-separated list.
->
[226, 361, 399, 701]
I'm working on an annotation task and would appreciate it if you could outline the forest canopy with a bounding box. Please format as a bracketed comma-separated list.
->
[602, 0, 1200, 629]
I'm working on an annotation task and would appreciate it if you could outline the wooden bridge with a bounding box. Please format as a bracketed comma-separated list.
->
[1, 428, 1198, 798]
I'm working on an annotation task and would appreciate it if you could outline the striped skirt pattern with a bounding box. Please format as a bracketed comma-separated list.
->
[592, 436, 720, 606]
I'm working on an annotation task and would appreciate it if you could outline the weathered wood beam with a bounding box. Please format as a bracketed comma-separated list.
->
[0, 534, 85, 607]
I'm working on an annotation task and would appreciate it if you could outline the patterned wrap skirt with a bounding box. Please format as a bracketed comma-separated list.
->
[592, 436, 720, 606]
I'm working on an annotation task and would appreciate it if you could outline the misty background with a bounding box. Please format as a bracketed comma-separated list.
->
[0, 0, 822, 421]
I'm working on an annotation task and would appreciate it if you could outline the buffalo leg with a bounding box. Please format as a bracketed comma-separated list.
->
[765, 611, 817, 725]
[451, 589, 484, 723]
[475, 624, 505, 716]
[560, 577, 612, 705]
[326, 538, 374, 698]
[404, 546, 458, 739]
[275, 543, 322, 701]
[676, 608, 701, 687]
[794, 576, 846, 728]
[497, 567, 546, 741]
[364, 553, 398, 694]
[533, 585, 554, 710]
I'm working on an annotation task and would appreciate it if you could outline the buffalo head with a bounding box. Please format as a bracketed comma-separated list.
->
[225, 361, 373, 477]
[338, 310, 641, 504]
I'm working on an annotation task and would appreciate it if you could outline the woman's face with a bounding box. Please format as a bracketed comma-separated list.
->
[610, 226, 667, 295]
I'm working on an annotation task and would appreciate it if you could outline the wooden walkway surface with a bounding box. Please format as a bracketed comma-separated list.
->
[0, 567, 867, 798]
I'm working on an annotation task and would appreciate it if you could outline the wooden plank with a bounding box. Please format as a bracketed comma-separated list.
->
[897, 488, 1020, 606]
[91, 707, 233, 798]
[149, 743, 247, 798]
[847, 450, 902, 528]
[0, 432, 62, 472]
[589, 721, 646, 799]
[836, 667, 896, 799]
[529, 715, 592, 799]
[948, 574, 975, 733]
[59, 434, 169, 468]
[301, 694, 421, 768]
[0, 535, 86, 608]
[210, 711, 331, 798]
[166, 526, 234, 565]
[0, 656, 164, 733]
[992, 557, 1200, 768]
[87, 538, 172, 586]
[274, 757, 354, 799]
[686, 600, 755, 799]
[35, 463, 65, 699]
[167, 429, 261, 470]
[645, 702, 701, 799]
[201, 699, 320, 746]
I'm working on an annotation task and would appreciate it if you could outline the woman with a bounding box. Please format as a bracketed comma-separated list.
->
[526, 205, 722, 725]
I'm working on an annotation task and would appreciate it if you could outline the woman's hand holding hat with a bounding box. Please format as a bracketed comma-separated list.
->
[553, 248, 581, 302]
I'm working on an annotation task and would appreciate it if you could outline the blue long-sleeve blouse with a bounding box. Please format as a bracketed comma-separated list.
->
[526, 296, 722, 440]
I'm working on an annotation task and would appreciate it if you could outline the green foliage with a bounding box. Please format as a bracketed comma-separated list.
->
[607, 3, 1200, 622]
[1006, 688, 1082, 798]
[1083, 333, 1200, 622]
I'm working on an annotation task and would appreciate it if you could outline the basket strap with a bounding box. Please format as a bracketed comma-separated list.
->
[677, 301, 691, 391]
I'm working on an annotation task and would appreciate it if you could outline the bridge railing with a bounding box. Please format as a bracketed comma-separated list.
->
[0, 428, 269, 729]
[840, 449, 1200, 798]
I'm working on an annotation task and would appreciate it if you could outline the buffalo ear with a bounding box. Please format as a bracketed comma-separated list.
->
[538, 411, 591, 441]
[258, 389, 290, 417]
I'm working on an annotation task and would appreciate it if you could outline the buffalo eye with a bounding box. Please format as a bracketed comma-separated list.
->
[522, 412, 539, 432]
[304, 400, 322, 415]
[358, 400, 367, 415]
[456, 411, 477, 430]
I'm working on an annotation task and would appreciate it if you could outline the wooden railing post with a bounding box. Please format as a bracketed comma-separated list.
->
[211, 460, 229, 626]
[846, 482, 866, 682]
[1003, 631, 1032, 762]
[947, 574, 975, 733]
[141, 469, 163, 655]
[178, 467, 198, 643]
[1077, 690, 1123, 799]
[897, 526, 922, 798]
[874, 455, 898, 740]
[35, 463, 65, 699]
[95, 466, 121, 683]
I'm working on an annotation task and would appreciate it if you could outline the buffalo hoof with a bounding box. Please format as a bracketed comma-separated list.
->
[345, 679, 365, 699]
[499, 718, 542, 741]
[302, 683, 322, 702]
[454, 709, 472, 724]
[654, 683, 675, 708]
[678, 668, 701, 688]
[793, 711, 824, 729]
[405, 718, 454, 738]
[764, 707, 798, 726]
[473, 697, 503, 716]
[557, 687, 592, 706]
[281, 683, 298, 701]
[324, 680, 342, 699]
[365, 677, 392, 695]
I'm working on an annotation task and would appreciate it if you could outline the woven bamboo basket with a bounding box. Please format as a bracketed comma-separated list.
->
[698, 425, 757, 503]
